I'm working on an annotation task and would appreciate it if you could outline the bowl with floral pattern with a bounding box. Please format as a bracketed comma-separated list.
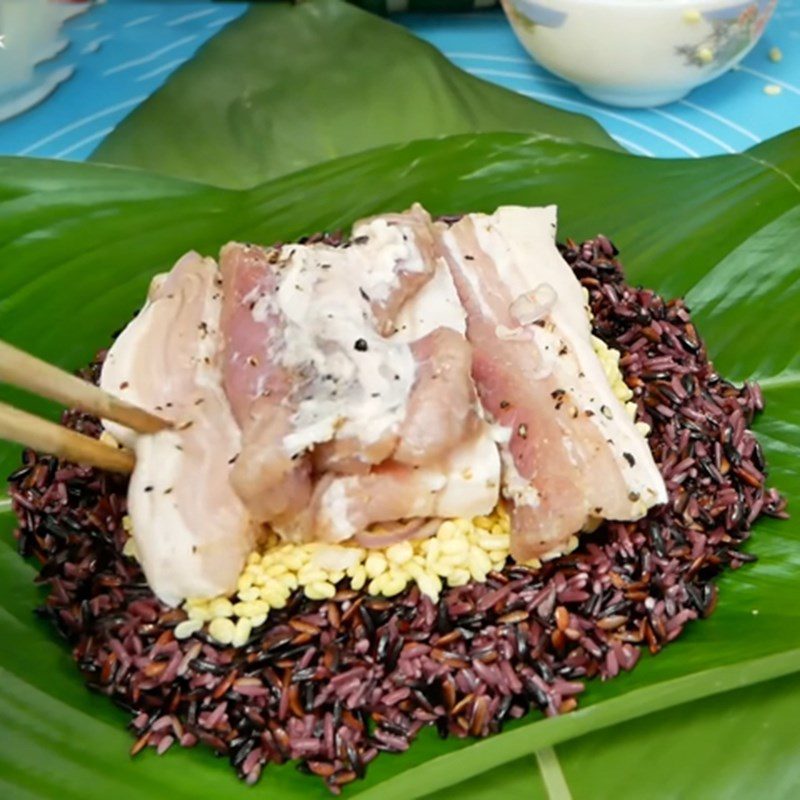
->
[501, 0, 778, 107]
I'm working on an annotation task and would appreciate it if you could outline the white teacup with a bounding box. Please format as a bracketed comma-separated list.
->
[501, 0, 778, 107]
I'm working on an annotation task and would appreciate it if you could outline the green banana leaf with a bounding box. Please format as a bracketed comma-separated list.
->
[432, 673, 800, 800]
[1, 130, 799, 798]
[90, 0, 619, 189]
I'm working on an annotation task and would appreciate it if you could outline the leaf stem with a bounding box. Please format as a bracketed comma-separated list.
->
[535, 747, 573, 800]
[755, 371, 800, 390]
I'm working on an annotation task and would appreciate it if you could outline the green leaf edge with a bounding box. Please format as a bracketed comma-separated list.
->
[90, 0, 621, 189]
[356, 648, 800, 799]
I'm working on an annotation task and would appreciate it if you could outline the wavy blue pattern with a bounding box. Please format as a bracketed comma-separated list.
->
[0, 1, 797, 161]
[1, 2, 248, 160]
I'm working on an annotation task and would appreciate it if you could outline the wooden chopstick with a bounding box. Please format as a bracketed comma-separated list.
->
[0, 402, 134, 474]
[0, 339, 169, 435]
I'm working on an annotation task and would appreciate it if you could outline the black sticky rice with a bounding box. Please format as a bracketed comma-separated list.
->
[7, 237, 786, 793]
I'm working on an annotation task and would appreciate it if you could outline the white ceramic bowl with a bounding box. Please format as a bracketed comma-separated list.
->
[501, 0, 777, 107]
[0, 0, 83, 92]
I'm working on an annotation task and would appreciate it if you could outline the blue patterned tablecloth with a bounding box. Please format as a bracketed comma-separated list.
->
[0, 1, 798, 161]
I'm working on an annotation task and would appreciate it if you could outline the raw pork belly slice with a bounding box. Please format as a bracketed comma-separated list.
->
[438, 206, 667, 562]
[219, 207, 500, 541]
[311, 433, 502, 543]
[100, 203, 666, 605]
[219, 242, 314, 526]
[101, 253, 255, 605]
[355, 205, 440, 336]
